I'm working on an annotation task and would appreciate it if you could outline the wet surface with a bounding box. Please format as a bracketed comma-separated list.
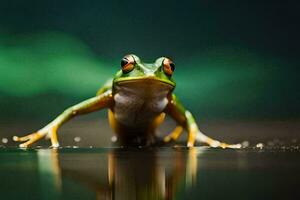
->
[1, 119, 300, 199]
[1, 146, 300, 200]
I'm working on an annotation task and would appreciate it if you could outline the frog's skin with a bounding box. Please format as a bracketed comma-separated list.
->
[14, 54, 241, 148]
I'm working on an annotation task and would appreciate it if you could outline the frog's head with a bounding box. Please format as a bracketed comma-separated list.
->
[113, 54, 176, 90]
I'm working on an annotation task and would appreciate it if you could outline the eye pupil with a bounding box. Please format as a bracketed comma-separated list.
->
[170, 63, 175, 71]
[121, 59, 128, 67]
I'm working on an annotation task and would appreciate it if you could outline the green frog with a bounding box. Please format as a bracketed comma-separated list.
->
[14, 54, 241, 148]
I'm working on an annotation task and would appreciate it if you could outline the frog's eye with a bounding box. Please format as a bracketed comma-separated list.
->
[121, 55, 135, 73]
[162, 58, 175, 76]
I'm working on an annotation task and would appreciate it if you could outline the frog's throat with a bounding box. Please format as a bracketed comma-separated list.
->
[114, 76, 175, 87]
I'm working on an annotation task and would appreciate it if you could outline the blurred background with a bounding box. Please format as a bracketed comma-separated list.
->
[0, 1, 299, 146]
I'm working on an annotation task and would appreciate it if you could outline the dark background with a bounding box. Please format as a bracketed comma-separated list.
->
[0, 1, 299, 145]
[1, 3, 300, 200]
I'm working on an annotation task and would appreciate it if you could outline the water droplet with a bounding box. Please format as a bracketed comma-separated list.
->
[241, 141, 249, 148]
[74, 137, 81, 142]
[2, 138, 8, 144]
[256, 143, 264, 149]
[111, 136, 117, 142]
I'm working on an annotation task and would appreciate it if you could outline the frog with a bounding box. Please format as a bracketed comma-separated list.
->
[13, 54, 241, 148]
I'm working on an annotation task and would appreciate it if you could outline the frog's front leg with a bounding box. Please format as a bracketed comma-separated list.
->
[13, 90, 113, 148]
[165, 94, 241, 148]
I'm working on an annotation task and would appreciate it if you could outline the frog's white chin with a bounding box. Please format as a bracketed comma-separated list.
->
[114, 76, 175, 88]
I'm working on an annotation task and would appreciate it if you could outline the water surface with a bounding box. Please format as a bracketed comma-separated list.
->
[1, 147, 300, 200]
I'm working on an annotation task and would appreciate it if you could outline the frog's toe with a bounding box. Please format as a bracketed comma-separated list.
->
[163, 135, 173, 143]
[196, 133, 242, 149]
[13, 132, 45, 148]
[163, 126, 183, 143]
[209, 141, 242, 149]
[222, 143, 242, 149]
[13, 133, 36, 142]
[51, 143, 60, 148]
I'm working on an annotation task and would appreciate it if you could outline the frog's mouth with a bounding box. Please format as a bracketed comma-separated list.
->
[113, 77, 175, 95]
[114, 76, 175, 88]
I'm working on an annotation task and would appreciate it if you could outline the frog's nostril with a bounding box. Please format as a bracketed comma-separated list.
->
[145, 73, 155, 78]
[144, 70, 154, 76]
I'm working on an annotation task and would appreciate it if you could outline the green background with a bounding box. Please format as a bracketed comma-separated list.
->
[0, 1, 299, 120]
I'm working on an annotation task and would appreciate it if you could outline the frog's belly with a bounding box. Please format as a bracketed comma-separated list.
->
[112, 82, 171, 130]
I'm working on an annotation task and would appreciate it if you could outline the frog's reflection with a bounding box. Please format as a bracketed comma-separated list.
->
[40, 148, 200, 200]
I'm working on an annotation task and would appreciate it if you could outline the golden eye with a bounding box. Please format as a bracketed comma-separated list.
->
[121, 55, 135, 73]
[163, 58, 175, 76]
